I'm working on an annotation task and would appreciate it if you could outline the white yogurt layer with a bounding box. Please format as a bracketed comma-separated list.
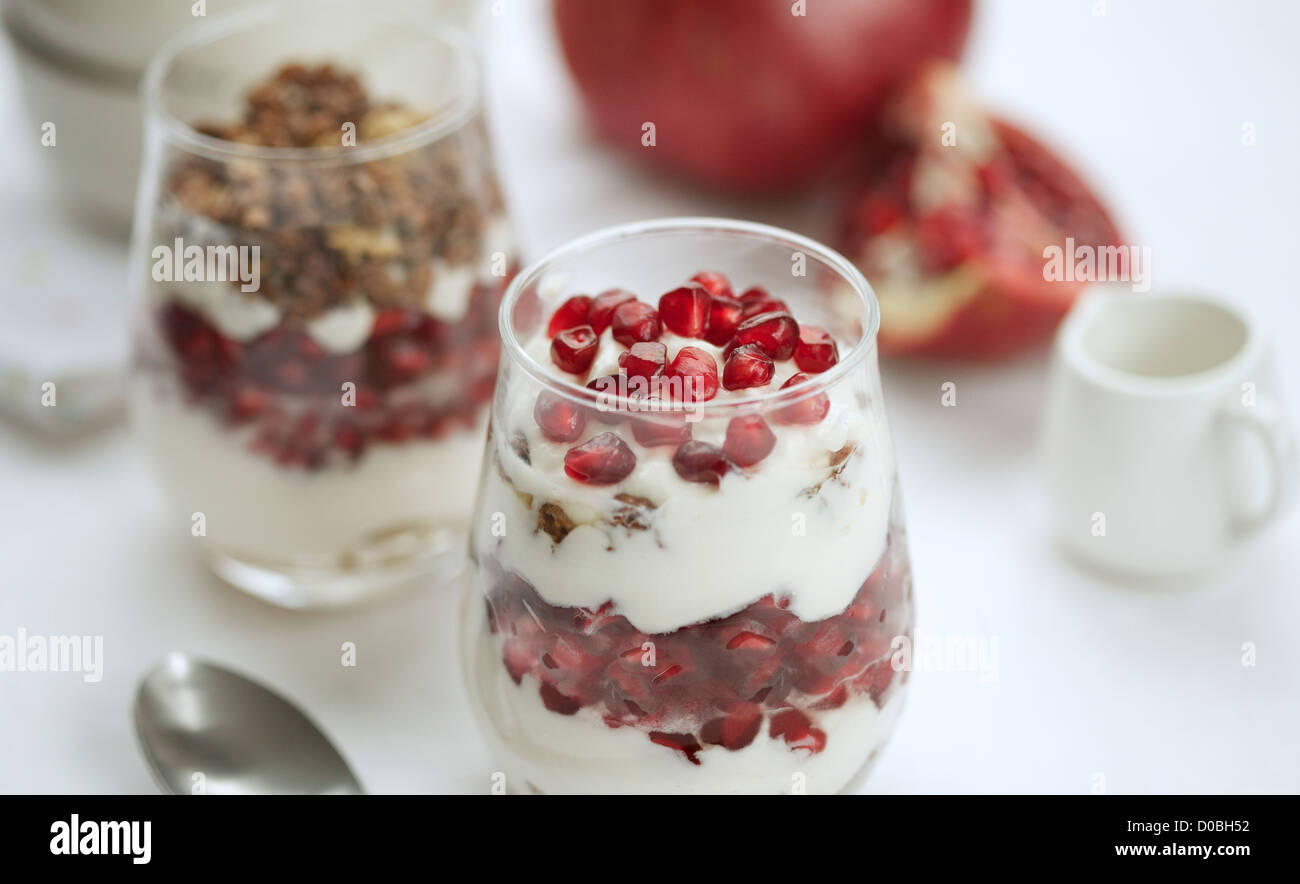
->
[479, 309, 896, 634]
[133, 382, 485, 564]
[462, 598, 901, 794]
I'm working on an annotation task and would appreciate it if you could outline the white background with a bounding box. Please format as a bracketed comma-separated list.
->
[1, 0, 1297, 793]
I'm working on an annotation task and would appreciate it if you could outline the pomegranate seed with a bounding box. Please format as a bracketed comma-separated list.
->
[700, 703, 762, 751]
[610, 300, 662, 347]
[550, 324, 598, 374]
[704, 295, 744, 346]
[333, 421, 364, 458]
[618, 341, 666, 382]
[228, 386, 271, 422]
[534, 391, 588, 442]
[658, 283, 711, 338]
[564, 432, 636, 484]
[371, 307, 415, 337]
[774, 373, 830, 425]
[723, 415, 777, 466]
[690, 270, 733, 299]
[539, 682, 582, 715]
[721, 343, 775, 390]
[547, 295, 593, 338]
[738, 287, 788, 317]
[672, 440, 728, 485]
[726, 631, 776, 650]
[733, 311, 798, 360]
[649, 731, 703, 765]
[794, 325, 839, 373]
[588, 288, 636, 335]
[586, 374, 625, 423]
[769, 708, 827, 754]
[379, 339, 431, 383]
[663, 346, 718, 402]
[630, 408, 691, 447]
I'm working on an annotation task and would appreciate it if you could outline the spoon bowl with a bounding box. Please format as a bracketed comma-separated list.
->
[133, 653, 363, 795]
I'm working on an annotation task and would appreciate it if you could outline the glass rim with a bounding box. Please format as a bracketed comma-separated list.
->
[498, 217, 881, 418]
[140, 0, 480, 166]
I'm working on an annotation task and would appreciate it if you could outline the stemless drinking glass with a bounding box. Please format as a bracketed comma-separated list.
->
[461, 219, 913, 794]
[129, 3, 517, 607]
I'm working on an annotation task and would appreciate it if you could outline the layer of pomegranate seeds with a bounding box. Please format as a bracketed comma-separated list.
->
[704, 294, 745, 346]
[775, 373, 831, 425]
[794, 325, 840, 373]
[588, 288, 636, 335]
[610, 300, 662, 346]
[721, 342, 775, 390]
[672, 440, 729, 485]
[663, 346, 719, 402]
[563, 432, 636, 484]
[733, 310, 799, 360]
[619, 341, 667, 382]
[534, 391, 588, 442]
[690, 270, 733, 299]
[723, 415, 777, 466]
[630, 410, 691, 447]
[547, 295, 593, 338]
[550, 324, 599, 374]
[481, 550, 911, 765]
[658, 283, 712, 338]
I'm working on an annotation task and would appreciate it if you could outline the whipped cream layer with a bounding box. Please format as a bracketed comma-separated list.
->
[478, 293, 896, 635]
[133, 381, 484, 563]
[462, 599, 901, 794]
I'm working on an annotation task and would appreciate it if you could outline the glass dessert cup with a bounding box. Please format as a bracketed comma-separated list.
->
[129, 4, 517, 608]
[461, 219, 914, 794]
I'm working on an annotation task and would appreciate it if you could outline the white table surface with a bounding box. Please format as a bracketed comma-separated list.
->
[2, 0, 1297, 794]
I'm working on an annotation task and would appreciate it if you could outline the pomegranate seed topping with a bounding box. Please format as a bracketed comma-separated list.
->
[704, 295, 745, 346]
[550, 324, 599, 374]
[534, 391, 588, 442]
[723, 415, 777, 466]
[700, 703, 762, 751]
[733, 311, 799, 360]
[672, 440, 729, 485]
[564, 432, 636, 484]
[739, 288, 791, 318]
[769, 708, 827, 754]
[690, 271, 733, 299]
[588, 288, 636, 335]
[619, 341, 666, 382]
[547, 295, 593, 338]
[610, 301, 661, 346]
[649, 731, 702, 765]
[721, 343, 775, 390]
[663, 346, 718, 402]
[658, 283, 712, 338]
[630, 408, 691, 447]
[794, 325, 839, 373]
[774, 372, 830, 425]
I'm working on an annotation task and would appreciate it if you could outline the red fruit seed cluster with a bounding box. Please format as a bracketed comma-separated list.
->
[539, 271, 840, 482]
[158, 274, 508, 469]
[482, 551, 909, 765]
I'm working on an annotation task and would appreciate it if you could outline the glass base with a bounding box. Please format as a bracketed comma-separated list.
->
[205, 528, 466, 609]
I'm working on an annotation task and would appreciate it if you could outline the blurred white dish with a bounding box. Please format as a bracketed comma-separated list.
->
[1041, 289, 1297, 577]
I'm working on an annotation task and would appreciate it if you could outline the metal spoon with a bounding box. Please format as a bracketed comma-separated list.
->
[133, 653, 364, 795]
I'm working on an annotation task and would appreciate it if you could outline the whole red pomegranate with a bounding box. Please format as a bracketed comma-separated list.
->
[553, 0, 974, 192]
